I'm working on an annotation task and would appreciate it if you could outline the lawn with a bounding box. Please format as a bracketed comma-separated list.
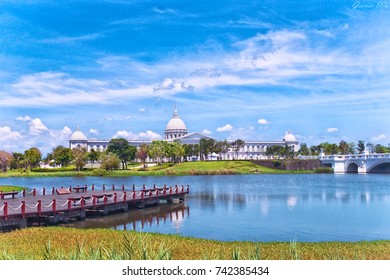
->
[0, 227, 388, 260]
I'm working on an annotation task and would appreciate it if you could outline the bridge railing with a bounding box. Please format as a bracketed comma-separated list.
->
[319, 153, 390, 161]
[0, 185, 190, 219]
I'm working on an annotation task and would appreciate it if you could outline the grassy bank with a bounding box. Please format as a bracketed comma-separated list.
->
[0, 227, 388, 260]
[0, 161, 315, 178]
[0, 185, 25, 192]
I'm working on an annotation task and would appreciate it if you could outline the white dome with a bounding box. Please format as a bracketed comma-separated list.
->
[164, 106, 188, 140]
[165, 108, 187, 131]
[166, 117, 187, 130]
[283, 130, 296, 142]
[70, 129, 87, 141]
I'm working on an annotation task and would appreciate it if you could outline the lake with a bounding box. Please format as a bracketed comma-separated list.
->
[1, 174, 390, 242]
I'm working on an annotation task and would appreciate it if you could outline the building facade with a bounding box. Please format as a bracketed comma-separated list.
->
[69, 107, 299, 160]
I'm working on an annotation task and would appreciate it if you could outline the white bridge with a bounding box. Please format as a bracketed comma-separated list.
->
[319, 153, 390, 174]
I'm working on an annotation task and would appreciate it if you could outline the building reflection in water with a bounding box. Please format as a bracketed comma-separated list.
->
[61, 203, 189, 232]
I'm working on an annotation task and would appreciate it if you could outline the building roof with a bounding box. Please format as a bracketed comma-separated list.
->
[283, 130, 296, 142]
[70, 128, 87, 141]
[165, 107, 187, 131]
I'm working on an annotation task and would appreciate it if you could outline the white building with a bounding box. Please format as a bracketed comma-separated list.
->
[69, 107, 299, 160]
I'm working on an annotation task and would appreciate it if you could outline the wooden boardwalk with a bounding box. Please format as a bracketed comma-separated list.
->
[0, 184, 189, 231]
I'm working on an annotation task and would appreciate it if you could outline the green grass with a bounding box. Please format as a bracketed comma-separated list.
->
[0, 185, 25, 192]
[0, 227, 389, 260]
[0, 161, 315, 178]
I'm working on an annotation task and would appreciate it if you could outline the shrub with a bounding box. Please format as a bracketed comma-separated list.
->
[92, 168, 108, 177]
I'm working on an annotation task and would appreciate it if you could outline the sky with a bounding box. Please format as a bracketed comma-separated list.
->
[1, 0, 390, 155]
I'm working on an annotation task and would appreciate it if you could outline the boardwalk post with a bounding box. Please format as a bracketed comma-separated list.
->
[187, 185, 190, 194]
[33, 188, 36, 196]
[112, 184, 115, 191]
[68, 200, 72, 210]
[141, 191, 144, 201]
[170, 187, 172, 196]
[22, 189, 26, 197]
[104, 195, 107, 205]
[122, 184, 125, 191]
[123, 192, 127, 204]
[81, 197, 85, 208]
[52, 199, 56, 212]
[92, 184, 95, 191]
[114, 193, 117, 204]
[103, 184, 106, 191]
[21, 201, 26, 218]
[52, 187, 55, 195]
[153, 184, 156, 190]
[4, 202, 8, 217]
[181, 185, 184, 194]
[132, 184, 135, 192]
[133, 191, 136, 203]
[149, 190, 152, 200]
[37, 200, 42, 215]
[143, 184, 146, 191]
[163, 187, 166, 198]
[176, 186, 179, 194]
[43, 188, 46, 196]
[93, 196, 97, 207]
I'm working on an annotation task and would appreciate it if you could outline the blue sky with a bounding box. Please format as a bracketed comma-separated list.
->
[1, 0, 390, 155]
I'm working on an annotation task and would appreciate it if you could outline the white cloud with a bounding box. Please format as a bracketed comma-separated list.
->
[371, 134, 386, 141]
[49, 126, 72, 142]
[113, 130, 162, 140]
[0, 126, 23, 142]
[258, 118, 269, 125]
[29, 118, 48, 135]
[327, 128, 338, 133]
[152, 7, 176, 14]
[202, 129, 212, 135]
[138, 108, 145, 112]
[89, 129, 99, 135]
[217, 124, 233, 132]
[16, 115, 32, 121]
[113, 130, 137, 140]
[138, 130, 162, 140]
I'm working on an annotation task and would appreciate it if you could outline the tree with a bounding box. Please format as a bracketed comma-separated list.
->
[88, 148, 101, 164]
[324, 143, 339, 155]
[338, 140, 351, 155]
[24, 147, 42, 169]
[216, 140, 231, 160]
[148, 140, 166, 164]
[72, 147, 88, 171]
[107, 138, 136, 169]
[199, 138, 216, 160]
[374, 144, 390, 153]
[100, 153, 120, 171]
[231, 139, 245, 160]
[137, 143, 149, 168]
[357, 140, 365, 154]
[52, 145, 73, 166]
[10, 152, 24, 169]
[171, 142, 185, 163]
[298, 143, 310, 156]
[0, 150, 12, 173]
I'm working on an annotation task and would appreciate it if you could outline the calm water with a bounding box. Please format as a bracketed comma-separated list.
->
[1, 174, 390, 242]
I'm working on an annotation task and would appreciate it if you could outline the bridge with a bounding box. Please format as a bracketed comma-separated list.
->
[0, 183, 189, 232]
[319, 152, 390, 174]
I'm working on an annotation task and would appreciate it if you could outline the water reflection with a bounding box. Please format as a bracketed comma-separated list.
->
[62, 204, 189, 232]
[191, 190, 385, 210]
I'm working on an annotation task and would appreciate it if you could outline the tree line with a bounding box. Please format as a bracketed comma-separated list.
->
[0, 138, 389, 173]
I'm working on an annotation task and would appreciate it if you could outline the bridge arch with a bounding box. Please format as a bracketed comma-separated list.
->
[346, 162, 359, 173]
[368, 162, 390, 173]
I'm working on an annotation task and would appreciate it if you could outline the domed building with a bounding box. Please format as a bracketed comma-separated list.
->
[68, 105, 299, 160]
[69, 128, 88, 149]
[164, 107, 188, 140]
